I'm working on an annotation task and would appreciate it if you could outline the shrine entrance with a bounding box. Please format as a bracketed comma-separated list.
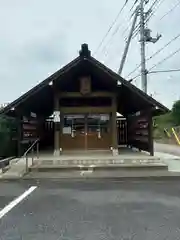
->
[61, 114, 111, 150]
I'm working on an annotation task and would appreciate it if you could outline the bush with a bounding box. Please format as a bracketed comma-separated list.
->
[172, 100, 180, 126]
[0, 116, 18, 157]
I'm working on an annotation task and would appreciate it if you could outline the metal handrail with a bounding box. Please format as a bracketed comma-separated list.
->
[0, 156, 16, 173]
[23, 138, 39, 157]
[24, 138, 40, 173]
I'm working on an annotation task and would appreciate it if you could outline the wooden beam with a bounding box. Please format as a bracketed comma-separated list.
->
[59, 92, 115, 98]
[60, 106, 113, 114]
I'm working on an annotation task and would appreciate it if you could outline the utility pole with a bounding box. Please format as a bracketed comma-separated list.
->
[118, 6, 139, 75]
[139, 0, 162, 93]
[117, 0, 161, 90]
[140, 0, 147, 93]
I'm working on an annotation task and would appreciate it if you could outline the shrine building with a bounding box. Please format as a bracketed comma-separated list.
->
[0, 44, 169, 157]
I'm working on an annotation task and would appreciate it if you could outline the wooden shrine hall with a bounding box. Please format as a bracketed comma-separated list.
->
[0, 44, 169, 157]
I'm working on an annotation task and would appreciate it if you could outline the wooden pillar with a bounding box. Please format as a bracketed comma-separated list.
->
[112, 96, 118, 155]
[59, 111, 64, 150]
[148, 109, 154, 156]
[53, 92, 60, 156]
[17, 115, 22, 157]
[15, 109, 22, 157]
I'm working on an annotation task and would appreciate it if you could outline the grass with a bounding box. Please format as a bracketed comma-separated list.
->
[153, 112, 175, 142]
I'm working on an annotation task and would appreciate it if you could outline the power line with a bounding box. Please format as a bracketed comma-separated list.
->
[101, 15, 132, 56]
[126, 31, 180, 78]
[129, 68, 180, 81]
[118, 5, 140, 75]
[101, 2, 138, 61]
[159, 0, 180, 21]
[93, 1, 128, 56]
[129, 47, 180, 79]
[149, 69, 180, 73]
[122, 0, 140, 36]
[129, 73, 141, 81]
[149, 46, 180, 71]
[126, 63, 141, 78]
[122, 20, 134, 38]
[146, 32, 180, 61]
[146, 0, 166, 21]
[131, 13, 152, 40]
[130, 0, 160, 39]
[148, 0, 162, 12]
[129, 1, 154, 39]
[131, 23, 140, 39]
[101, 1, 141, 59]
[131, 0, 165, 39]
[130, 0, 139, 12]
[127, 0, 180, 87]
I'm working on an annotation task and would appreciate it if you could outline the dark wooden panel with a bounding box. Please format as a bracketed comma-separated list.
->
[87, 133, 111, 149]
[21, 116, 39, 143]
[60, 134, 85, 150]
[117, 119, 127, 145]
[127, 110, 153, 154]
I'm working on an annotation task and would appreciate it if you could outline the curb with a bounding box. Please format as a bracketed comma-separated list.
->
[1, 174, 180, 182]
[29, 165, 168, 172]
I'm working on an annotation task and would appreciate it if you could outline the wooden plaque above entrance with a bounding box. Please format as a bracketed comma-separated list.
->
[80, 76, 91, 95]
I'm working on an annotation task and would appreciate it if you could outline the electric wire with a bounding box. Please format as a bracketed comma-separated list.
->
[100, 1, 138, 59]
[101, 16, 131, 56]
[146, 0, 165, 21]
[146, 33, 180, 61]
[93, 1, 128, 56]
[130, 67, 180, 82]
[148, 47, 180, 71]
[159, 0, 180, 21]
[131, 0, 166, 39]
[126, 31, 180, 78]
[149, 69, 180, 73]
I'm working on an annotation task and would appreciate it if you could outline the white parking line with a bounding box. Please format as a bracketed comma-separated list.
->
[0, 186, 37, 219]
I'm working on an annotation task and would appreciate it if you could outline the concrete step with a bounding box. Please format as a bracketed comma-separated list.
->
[29, 163, 168, 173]
[0, 153, 169, 179]
[1, 165, 26, 179]
[0, 157, 31, 179]
[35, 157, 163, 166]
[62, 150, 112, 156]
[0, 156, 16, 173]
[24, 169, 177, 180]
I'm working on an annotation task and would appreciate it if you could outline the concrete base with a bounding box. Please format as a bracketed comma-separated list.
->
[112, 149, 118, 156]
[1, 148, 175, 180]
[53, 149, 60, 156]
[24, 170, 180, 180]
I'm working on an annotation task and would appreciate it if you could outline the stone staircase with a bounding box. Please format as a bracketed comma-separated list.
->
[29, 154, 168, 174]
[0, 149, 170, 179]
[0, 157, 32, 179]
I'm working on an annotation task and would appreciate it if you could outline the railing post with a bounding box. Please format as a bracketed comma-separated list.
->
[24, 139, 39, 172]
[26, 156, 28, 173]
[37, 141, 39, 159]
[32, 148, 34, 165]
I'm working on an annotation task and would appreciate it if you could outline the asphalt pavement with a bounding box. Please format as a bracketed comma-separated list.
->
[1, 180, 180, 239]
[155, 142, 180, 156]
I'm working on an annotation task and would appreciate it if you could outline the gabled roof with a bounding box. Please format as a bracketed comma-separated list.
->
[0, 43, 169, 116]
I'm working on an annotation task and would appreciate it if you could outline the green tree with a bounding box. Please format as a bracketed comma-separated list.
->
[0, 115, 18, 157]
[172, 100, 180, 125]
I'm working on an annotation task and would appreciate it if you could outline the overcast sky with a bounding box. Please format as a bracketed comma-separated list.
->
[0, 0, 180, 109]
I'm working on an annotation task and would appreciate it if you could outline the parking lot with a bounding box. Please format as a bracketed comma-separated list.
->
[1, 180, 180, 239]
